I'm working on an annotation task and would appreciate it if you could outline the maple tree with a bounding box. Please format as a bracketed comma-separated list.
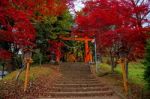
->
[75, 0, 150, 71]
[0, 0, 35, 62]
[0, 0, 71, 62]
[48, 40, 64, 63]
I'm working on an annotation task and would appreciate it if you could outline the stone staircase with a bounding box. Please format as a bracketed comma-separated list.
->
[38, 63, 121, 99]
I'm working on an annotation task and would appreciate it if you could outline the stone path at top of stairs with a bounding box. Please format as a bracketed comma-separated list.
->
[38, 62, 121, 99]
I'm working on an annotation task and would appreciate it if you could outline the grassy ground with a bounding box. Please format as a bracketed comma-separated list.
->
[99, 61, 146, 87]
[2, 65, 52, 81]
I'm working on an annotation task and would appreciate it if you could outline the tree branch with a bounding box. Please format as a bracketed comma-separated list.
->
[141, 10, 150, 20]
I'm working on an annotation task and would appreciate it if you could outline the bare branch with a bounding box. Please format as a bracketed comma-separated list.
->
[136, 0, 141, 5]
[141, 10, 150, 20]
[141, 0, 146, 5]
[130, 0, 136, 6]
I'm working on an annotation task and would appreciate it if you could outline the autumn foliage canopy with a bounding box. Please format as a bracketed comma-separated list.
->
[0, 0, 70, 60]
[75, 0, 150, 60]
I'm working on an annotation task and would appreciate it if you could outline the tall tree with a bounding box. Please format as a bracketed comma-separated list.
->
[0, 0, 71, 61]
[75, 0, 150, 72]
[34, 10, 73, 64]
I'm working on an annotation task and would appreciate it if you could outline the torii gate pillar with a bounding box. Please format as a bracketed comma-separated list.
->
[60, 36, 93, 63]
[85, 39, 90, 63]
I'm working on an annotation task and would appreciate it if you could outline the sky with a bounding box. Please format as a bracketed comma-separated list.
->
[69, 0, 86, 16]
[74, 0, 85, 11]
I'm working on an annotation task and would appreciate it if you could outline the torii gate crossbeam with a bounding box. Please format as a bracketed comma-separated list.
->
[60, 36, 94, 63]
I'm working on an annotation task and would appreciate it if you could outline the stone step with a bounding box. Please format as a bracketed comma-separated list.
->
[61, 72, 91, 74]
[57, 79, 98, 82]
[62, 72, 92, 74]
[62, 72, 91, 74]
[36, 63, 119, 99]
[62, 74, 93, 76]
[60, 67, 89, 69]
[62, 73, 92, 74]
[59, 76, 94, 80]
[61, 68, 90, 69]
[49, 87, 110, 92]
[54, 84, 105, 88]
[63, 74, 92, 76]
[61, 67, 90, 69]
[62, 71, 91, 72]
[63, 71, 90, 72]
[56, 81, 100, 84]
[38, 96, 121, 99]
[59, 76, 95, 79]
[39, 91, 114, 98]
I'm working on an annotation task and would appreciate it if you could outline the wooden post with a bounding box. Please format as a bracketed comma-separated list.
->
[23, 47, 33, 92]
[119, 58, 128, 95]
[24, 58, 31, 92]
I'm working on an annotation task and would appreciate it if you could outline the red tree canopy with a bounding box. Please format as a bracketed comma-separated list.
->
[75, 0, 150, 59]
[0, 48, 12, 61]
[48, 40, 64, 61]
[0, 1, 36, 46]
[0, 0, 71, 60]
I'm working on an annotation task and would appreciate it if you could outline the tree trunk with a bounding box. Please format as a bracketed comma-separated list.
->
[2, 64, 4, 78]
[110, 51, 115, 73]
[99, 53, 103, 63]
[39, 55, 42, 66]
[125, 59, 129, 79]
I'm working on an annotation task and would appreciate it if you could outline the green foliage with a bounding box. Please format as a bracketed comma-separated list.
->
[144, 40, 150, 89]
[34, 10, 73, 63]
[32, 49, 43, 64]
[35, 10, 73, 41]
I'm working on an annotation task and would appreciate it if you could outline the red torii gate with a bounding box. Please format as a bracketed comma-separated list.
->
[59, 36, 94, 63]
